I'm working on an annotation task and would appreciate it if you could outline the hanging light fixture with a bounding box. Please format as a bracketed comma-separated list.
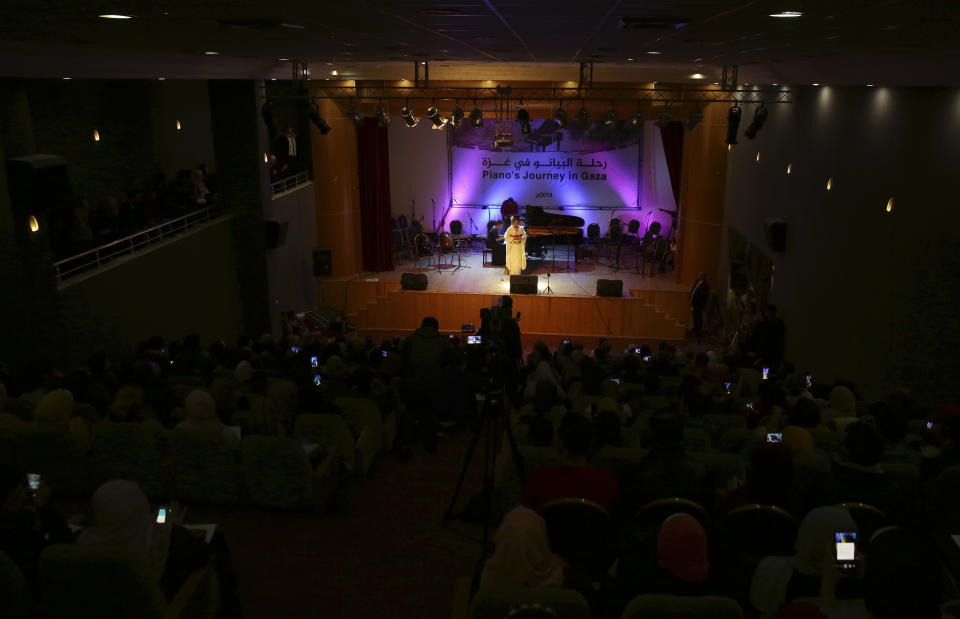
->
[725, 105, 742, 144]
[516, 108, 531, 134]
[345, 106, 363, 127]
[826, 177, 832, 190]
[375, 105, 391, 127]
[554, 105, 568, 128]
[886, 197, 894, 212]
[469, 105, 483, 128]
[175, 120, 182, 132]
[93, 129, 100, 141]
[786, 163, 792, 174]
[449, 106, 465, 128]
[426, 105, 445, 127]
[577, 105, 590, 129]
[400, 104, 418, 128]
[684, 110, 704, 131]
[654, 110, 673, 128]
[628, 110, 644, 129]
[601, 103, 618, 126]
[743, 103, 768, 139]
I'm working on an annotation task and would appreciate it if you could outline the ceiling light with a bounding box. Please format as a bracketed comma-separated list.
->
[264, 153, 269, 163]
[93, 129, 100, 141]
[270, 78, 277, 81]
[786, 163, 792, 174]
[812, 83, 820, 86]
[331, 70, 338, 76]
[867, 84, 875, 87]
[577, 106, 590, 129]
[29, 216, 40, 232]
[158, 77, 166, 81]
[309, 103, 331, 135]
[278, 58, 289, 61]
[684, 110, 704, 131]
[646, 51, 661, 55]
[601, 108, 618, 126]
[99, 14, 133, 19]
[176, 120, 181, 131]
[554, 107, 568, 128]
[204, 51, 220, 55]
[654, 110, 673, 129]
[426, 105, 445, 127]
[626, 58, 635, 61]
[62, 77, 71, 80]
[689, 73, 705, 79]
[726, 105, 741, 144]
[375, 105, 391, 128]
[401, 105, 418, 128]
[450, 106, 465, 128]
[769, 11, 803, 17]
[346, 107, 363, 127]
[517, 108, 531, 134]
[826, 178, 832, 190]
[756, 152, 761, 162]
[628, 111, 644, 129]
[743, 104, 768, 139]
[470, 107, 484, 128]
[886, 197, 894, 212]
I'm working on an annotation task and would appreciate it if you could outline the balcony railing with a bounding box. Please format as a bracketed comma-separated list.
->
[271, 170, 312, 197]
[53, 205, 222, 283]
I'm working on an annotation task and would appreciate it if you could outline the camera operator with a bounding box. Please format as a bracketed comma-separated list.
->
[399, 316, 452, 456]
[477, 296, 523, 405]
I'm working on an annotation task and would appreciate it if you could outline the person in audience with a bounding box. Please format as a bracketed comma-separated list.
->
[0, 465, 74, 582]
[921, 407, 960, 480]
[829, 420, 904, 518]
[750, 506, 860, 617]
[718, 442, 796, 514]
[522, 413, 619, 513]
[820, 386, 857, 429]
[523, 361, 565, 402]
[593, 407, 623, 450]
[689, 271, 710, 338]
[783, 426, 816, 459]
[621, 411, 702, 513]
[400, 316, 451, 455]
[35, 388, 91, 452]
[751, 304, 786, 368]
[174, 390, 239, 446]
[873, 402, 922, 467]
[653, 513, 715, 595]
[526, 416, 554, 447]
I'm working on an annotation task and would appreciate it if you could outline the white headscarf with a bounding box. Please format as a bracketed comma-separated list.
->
[77, 480, 170, 582]
[480, 505, 565, 588]
[523, 361, 565, 400]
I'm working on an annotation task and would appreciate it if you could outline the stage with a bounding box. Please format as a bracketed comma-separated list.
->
[319, 245, 693, 348]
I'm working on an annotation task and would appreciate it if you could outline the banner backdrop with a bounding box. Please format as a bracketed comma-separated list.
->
[451, 144, 640, 209]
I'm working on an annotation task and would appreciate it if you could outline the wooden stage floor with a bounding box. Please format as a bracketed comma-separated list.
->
[319, 247, 692, 347]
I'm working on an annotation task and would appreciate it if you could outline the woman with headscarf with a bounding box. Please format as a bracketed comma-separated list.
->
[175, 390, 239, 446]
[750, 506, 860, 618]
[523, 361, 565, 402]
[718, 442, 796, 514]
[821, 386, 857, 429]
[35, 388, 91, 452]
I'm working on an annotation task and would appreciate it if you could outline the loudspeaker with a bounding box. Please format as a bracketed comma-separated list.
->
[764, 218, 787, 253]
[401, 272, 428, 290]
[264, 220, 288, 249]
[312, 248, 332, 277]
[510, 275, 538, 295]
[596, 279, 623, 297]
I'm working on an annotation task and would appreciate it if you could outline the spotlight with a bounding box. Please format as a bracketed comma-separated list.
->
[309, 103, 331, 134]
[375, 105, 391, 127]
[725, 105, 742, 144]
[554, 107, 568, 128]
[450, 106, 465, 128]
[29, 215, 40, 232]
[628, 111, 644, 129]
[516, 108, 531, 134]
[346, 107, 363, 127]
[426, 105, 445, 127]
[577, 106, 590, 129]
[654, 110, 673, 128]
[684, 110, 704, 131]
[601, 108, 618, 126]
[401, 105, 419, 128]
[743, 104, 768, 139]
[469, 106, 484, 128]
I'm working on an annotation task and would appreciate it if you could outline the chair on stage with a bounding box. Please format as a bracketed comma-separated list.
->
[392, 228, 412, 262]
[437, 232, 460, 269]
[627, 219, 641, 244]
[413, 233, 434, 269]
[450, 219, 469, 250]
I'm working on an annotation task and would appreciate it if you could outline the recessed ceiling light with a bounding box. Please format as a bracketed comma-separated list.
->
[158, 77, 166, 81]
[204, 51, 220, 55]
[713, 82, 719, 85]
[772, 82, 779, 85]
[626, 58, 634, 61]
[812, 83, 820, 86]
[693, 58, 703, 62]
[277, 57, 289, 61]
[270, 78, 277, 81]
[646, 51, 661, 55]
[769, 11, 803, 18]
[62, 77, 71, 80]
[99, 14, 132, 19]
[331, 70, 338, 76]
[690, 73, 705, 79]
[867, 83, 875, 87]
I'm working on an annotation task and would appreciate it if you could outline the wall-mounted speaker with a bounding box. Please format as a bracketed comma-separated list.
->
[510, 275, 538, 295]
[764, 218, 787, 253]
[401, 272, 428, 290]
[596, 279, 623, 297]
[312, 248, 332, 277]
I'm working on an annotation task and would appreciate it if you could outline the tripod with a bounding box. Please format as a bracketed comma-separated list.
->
[540, 272, 554, 294]
[443, 388, 524, 554]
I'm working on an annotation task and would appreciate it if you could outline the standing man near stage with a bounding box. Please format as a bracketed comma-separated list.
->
[690, 271, 710, 339]
[504, 215, 527, 276]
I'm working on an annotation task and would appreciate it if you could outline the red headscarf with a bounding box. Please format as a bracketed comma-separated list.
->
[657, 513, 709, 583]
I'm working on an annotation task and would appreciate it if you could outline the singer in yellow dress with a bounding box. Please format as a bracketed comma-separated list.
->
[504, 216, 527, 275]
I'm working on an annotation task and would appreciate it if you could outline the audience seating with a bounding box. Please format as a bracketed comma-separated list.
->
[590, 446, 649, 476]
[334, 397, 383, 477]
[167, 430, 243, 505]
[636, 497, 709, 530]
[469, 585, 591, 619]
[0, 550, 30, 619]
[704, 414, 747, 433]
[14, 427, 93, 497]
[0, 432, 17, 468]
[837, 502, 889, 543]
[715, 504, 798, 584]
[294, 413, 357, 474]
[620, 594, 744, 619]
[90, 421, 166, 498]
[71, 403, 101, 429]
[693, 453, 746, 494]
[718, 428, 756, 454]
[682, 428, 712, 454]
[241, 436, 336, 511]
[498, 446, 561, 513]
[540, 497, 616, 579]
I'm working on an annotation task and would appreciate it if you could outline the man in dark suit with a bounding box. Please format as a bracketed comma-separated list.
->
[689, 271, 710, 337]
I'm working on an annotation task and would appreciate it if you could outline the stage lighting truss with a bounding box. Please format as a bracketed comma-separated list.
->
[684, 109, 704, 131]
[654, 109, 673, 128]
[400, 104, 418, 127]
[375, 105, 391, 127]
[345, 106, 363, 126]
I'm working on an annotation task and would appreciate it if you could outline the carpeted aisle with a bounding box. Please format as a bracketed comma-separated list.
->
[196, 433, 486, 618]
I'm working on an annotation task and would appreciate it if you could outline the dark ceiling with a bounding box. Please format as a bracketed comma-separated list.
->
[1, 1, 958, 85]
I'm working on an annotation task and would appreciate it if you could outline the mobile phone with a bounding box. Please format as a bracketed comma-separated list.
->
[766, 432, 783, 443]
[642, 355, 652, 362]
[381, 350, 388, 357]
[291, 346, 300, 354]
[27, 473, 41, 495]
[310, 356, 318, 368]
[835, 531, 857, 571]
[313, 374, 322, 386]
[926, 421, 934, 430]
[804, 373, 813, 389]
[156, 507, 169, 524]
[762, 367, 770, 380]
[467, 335, 481, 345]
[449, 334, 457, 340]
[746, 401, 755, 411]
[724, 381, 733, 395]
[611, 378, 621, 384]
[563, 339, 571, 345]
[634, 348, 642, 355]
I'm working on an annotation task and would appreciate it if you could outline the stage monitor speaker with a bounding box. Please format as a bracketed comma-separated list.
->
[312, 248, 332, 277]
[596, 279, 623, 297]
[264, 220, 288, 249]
[764, 218, 787, 253]
[510, 275, 538, 295]
[401, 272, 428, 290]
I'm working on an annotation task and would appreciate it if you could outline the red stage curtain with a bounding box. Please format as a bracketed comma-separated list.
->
[660, 120, 685, 211]
[357, 117, 395, 272]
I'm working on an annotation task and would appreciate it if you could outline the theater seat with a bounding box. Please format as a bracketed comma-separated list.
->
[241, 436, 336, 510]
[167, 430, 243, 505]
[469, 585, 590, 619]
[540, 497, 616, 579]
[0, 550, 29, 619]
[621, 594, 744, 619]
[334, 397, 383, 477]
[91, 421, 166, 498]
[15, 427, 92, 497]
[294, 414, 357, 474]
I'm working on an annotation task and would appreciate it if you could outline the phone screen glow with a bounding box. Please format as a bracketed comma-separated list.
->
[156, 508, 167, 524]
[835, 531, 856, 563]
